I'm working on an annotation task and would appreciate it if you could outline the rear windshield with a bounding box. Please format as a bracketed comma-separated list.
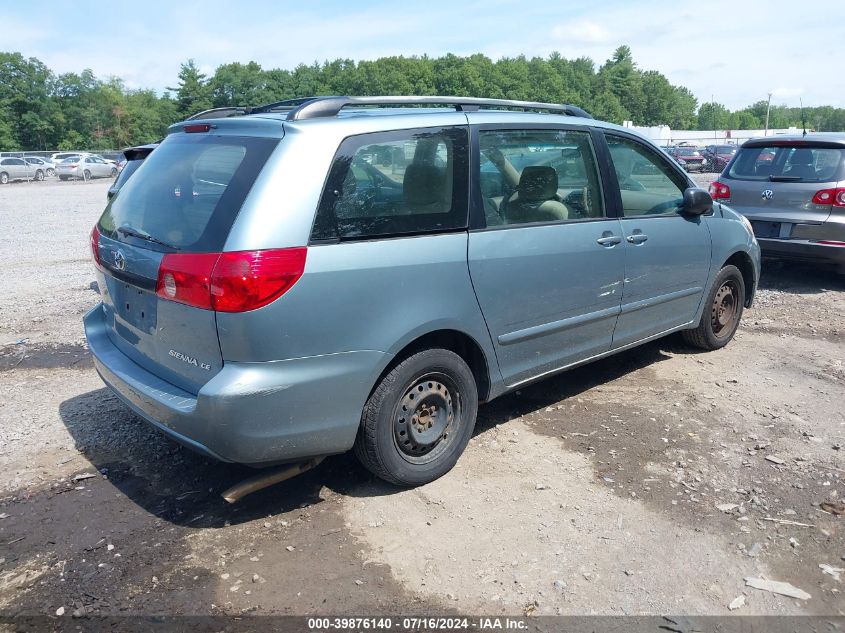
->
[728, 144, 844, 182]
[98, 134, 278, 252]
[677, 147, 700, 156]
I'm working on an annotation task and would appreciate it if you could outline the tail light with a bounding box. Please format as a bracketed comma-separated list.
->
[811, 187, 845, 207]
[183, 124, 211, 133]
[156, 248, 307, 313]
[709, 181, 731, 200]
[90, 226, 102, 268]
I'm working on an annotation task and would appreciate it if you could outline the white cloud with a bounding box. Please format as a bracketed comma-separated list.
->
[551, 20, 611, 44]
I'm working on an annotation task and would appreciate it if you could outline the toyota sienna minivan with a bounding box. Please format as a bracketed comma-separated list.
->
[85, 96, 760, 486]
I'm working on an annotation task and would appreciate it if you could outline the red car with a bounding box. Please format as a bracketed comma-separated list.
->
[667, 146, 706, 172]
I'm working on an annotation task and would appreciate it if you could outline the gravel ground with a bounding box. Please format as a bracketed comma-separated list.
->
[0, 177, 843, 618]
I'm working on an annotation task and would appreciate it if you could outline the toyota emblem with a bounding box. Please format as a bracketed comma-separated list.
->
[761, 189, 774, 200]
[113, 250, 126, 271]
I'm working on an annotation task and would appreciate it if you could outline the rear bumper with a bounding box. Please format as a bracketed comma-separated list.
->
[84, 305, 387, 465]
[757, 238, 845, 267]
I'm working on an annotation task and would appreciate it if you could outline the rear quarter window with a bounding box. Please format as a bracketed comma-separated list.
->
[311, 127, 469, 241]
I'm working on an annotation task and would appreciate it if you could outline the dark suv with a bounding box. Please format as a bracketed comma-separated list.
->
[710, 134, 845, 271]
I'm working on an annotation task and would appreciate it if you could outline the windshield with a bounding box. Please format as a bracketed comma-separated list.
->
[677, 148, 700, 156]
[98, 133, 278, 252]
[728, 144, 844, 182]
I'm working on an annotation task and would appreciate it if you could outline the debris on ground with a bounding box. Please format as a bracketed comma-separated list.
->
[765, 456, 785, 465]
[820, 501, 845, 516]
[716, 503, 739, 513]
[744, 577, 811, 600]
[728, 595, 746, 611]
[819, 564, 843, 581]
[72, 473, 97, 482]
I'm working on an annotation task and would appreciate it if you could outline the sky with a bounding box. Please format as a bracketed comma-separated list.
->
[2, 0, 843, 111]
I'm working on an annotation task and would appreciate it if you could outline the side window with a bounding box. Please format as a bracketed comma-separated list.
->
[606, 135, 687, 217]
[311, 127, 469, 241]
[478, 129, 604, 227]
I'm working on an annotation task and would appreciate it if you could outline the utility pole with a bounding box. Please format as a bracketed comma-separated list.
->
[764, 92, 772, 137]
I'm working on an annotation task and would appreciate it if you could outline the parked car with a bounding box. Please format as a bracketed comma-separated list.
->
[85, 96, 760, 487]
[56, 155, 118, 181]
[667, 146, 706, 172]
[107, 143, 158, 200]
[50, 151, 86, 163]
[0, 156, 46, 183]
[23, 156, 56, 177]
[710, 133, 845, 272]
[702, 145, 738, 172]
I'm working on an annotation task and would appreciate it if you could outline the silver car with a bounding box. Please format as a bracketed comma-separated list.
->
[0, 157, 45, 183]
[85, 96, 760, 486]
[710, 133, 845, 272]
[56, 154, 118, 181]
[23, 156, 56, 177]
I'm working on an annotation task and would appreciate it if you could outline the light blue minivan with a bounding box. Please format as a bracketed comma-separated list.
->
[85, 96, 760, 486]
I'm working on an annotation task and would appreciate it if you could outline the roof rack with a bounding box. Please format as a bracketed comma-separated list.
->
[264, 96, 592, 121]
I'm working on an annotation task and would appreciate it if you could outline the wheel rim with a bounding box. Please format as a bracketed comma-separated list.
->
[711, 279, 740, 338]
[393, 372, 462, 465]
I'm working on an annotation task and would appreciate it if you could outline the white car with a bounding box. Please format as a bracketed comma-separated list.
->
[56, 155, 118, 181]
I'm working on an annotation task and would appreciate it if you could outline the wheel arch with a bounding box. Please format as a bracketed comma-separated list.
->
[372, 329, 493, 404]
[722, 250, 756, 307]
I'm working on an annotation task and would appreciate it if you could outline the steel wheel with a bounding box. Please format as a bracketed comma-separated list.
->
[711, 279, 740, 339]
[393, 373, 461, 465]
[355, 348, 478, 486]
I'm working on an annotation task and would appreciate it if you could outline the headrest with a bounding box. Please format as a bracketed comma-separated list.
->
[790, 148, 814, 166]
[518, 166, 558, 202]
[404, 163, 446, 209]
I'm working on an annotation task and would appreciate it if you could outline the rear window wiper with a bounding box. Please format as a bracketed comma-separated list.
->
[117, 225, 180, 250]
[769, 175, 803, 182]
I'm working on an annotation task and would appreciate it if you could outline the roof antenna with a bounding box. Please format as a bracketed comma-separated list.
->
[800, 98, 807, 137]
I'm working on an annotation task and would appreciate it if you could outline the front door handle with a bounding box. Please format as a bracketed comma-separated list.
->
[626, 232, 648, 244]
[596, 234, 622, 247]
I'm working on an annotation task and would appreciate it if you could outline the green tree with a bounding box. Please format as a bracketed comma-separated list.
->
[167, 59, 212, 118]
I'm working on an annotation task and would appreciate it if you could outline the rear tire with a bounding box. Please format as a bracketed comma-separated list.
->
[682, 264, 745, 350]
[46, 168, 55, 177]
[0, 172, 8, 185]
[354, 349, 478, 486]
[83, 169, 91, 181]
[34, 170, 44, 181]
[110, 167, 117, 177]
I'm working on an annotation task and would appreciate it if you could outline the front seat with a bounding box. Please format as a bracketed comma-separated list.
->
[502, 166, 569, 224]
[785, 148, 817, 180]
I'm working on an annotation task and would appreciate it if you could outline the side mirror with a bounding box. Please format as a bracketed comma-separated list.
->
[682, 187, 712, 216]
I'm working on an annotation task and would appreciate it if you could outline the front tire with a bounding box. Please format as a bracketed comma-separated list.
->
[83, 169, 91, 181]
[0, 172, 8, 185]
[46, 168, 55, 177]
[682, 264, 745, 350]
[354, 349, 478, 486]
[34, 170, 44, 181]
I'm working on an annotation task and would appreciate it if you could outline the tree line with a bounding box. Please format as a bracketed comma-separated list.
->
[2, 46, 844, 151]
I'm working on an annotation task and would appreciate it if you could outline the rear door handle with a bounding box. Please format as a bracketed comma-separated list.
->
[596, 234, 622, 247]
[626, 233, 648, 244]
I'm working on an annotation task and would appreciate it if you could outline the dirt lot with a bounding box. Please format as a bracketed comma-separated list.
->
[0, 178, 843, 619]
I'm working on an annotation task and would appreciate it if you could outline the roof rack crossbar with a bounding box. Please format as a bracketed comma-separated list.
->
[280, 96, 592, 121]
